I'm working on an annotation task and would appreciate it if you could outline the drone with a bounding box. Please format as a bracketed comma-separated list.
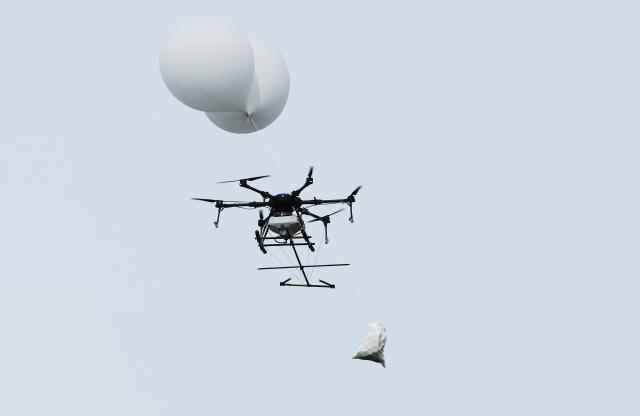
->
[193, 167, 361, 289]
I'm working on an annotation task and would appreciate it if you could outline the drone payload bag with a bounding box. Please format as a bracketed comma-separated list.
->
[352, 323, 387, 367]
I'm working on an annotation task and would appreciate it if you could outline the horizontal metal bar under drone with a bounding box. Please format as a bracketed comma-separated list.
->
[261, 243, 315, 247]
[257, 263, 350, 270]
[260, 236, 310, 240]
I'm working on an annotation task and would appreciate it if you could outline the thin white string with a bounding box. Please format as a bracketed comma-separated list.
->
[266, 248, 287, 268]
[250, 111, 448, 410]
[308, 230, 323, 280]
[277, 245, 306, 283]
[248, 113, 281, 171]
[267, 248, 304, 283]
[349, 278, 451, 414]
[248, 114, 315, 282]
[247, 113, 260, 132]
[387, 337, 451, 414]
[248, 113, 300, 281]
[305, 239, 312, 268]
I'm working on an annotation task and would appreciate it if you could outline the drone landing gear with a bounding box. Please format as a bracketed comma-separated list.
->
[255, 234, 314, 252]
[254, 227, 315, 254]
[214, 207, 223, 228]
[257, 233, 348, 289]
[279, 278, 335, 289]
[255, 230, 267, 254]
[300, 228, 314, 252]
[322, 221, 330, 244]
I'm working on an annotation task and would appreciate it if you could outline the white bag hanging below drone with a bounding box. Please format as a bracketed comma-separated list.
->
[352, 323, 387, 367]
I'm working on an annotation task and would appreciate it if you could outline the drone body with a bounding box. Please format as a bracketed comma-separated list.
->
[193, 167, 361, 288]
[266, 209, 304, 238]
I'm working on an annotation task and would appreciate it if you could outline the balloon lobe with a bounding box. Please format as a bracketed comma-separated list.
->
[159, 17, 255, 112]
[205, 35, 289, 134]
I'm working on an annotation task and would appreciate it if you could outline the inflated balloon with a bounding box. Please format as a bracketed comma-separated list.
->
[205, 35, 289, 133]
[159, 17, 255, 112]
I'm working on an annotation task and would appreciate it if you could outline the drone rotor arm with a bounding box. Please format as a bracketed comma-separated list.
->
[218, 201, 269, 208]
[307, 208, 345, 223]
[300, 207, 345, 244]
[298, 207, 324, 221]
[217, 175, 272, 200]
[239, 181, 272, 200]
[193, 200, 267, 229]
[192, 198, 267, 208]
[299, 198, 348, 206]
[291, 166, 314, 197]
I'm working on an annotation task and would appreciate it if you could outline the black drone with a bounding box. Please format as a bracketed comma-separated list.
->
[193, 167, 361, 288]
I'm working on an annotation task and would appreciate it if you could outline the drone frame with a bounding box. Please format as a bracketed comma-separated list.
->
[256, 232, 349, 289]
[193, 168, 360, 288]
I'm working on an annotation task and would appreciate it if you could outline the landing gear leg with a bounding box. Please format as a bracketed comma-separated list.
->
[300, 228, 315, 252]
[323, 222, 329, 244]
[255, 230, 267, 254]
[287, 233, 311, 287]
[214, 207, 223, 228]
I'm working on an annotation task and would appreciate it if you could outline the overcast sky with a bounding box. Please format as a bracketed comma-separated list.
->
[1, 1, 639, 415]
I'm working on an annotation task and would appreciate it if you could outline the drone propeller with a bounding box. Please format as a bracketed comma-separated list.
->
[258, 209, 267, 227]
[191, 198, 250, 204]
[345, 186, 362, 223]
[291, 167, 315, 197]
[192, 198, 221, 203]
[217, 175, 270, 184]
[309, 208, 345, 244]
[309, 208, 345, 223]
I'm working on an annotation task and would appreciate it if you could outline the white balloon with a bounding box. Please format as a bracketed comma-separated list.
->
[159, 17, 255, 112]
[205, 35, 289, 134]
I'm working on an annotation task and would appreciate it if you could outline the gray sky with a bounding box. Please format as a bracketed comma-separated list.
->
[1, 1, 639, 415]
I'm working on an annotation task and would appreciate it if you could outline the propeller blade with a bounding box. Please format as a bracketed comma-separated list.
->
[191, 198, 251, 203]
[191, 198, 220, 203]
[217, 175, 270, 184]
[326, 208, 345, 217]
[246, 175, 271, 182]
[350, 186, 362, 196]
[309, 208, 345, 222]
